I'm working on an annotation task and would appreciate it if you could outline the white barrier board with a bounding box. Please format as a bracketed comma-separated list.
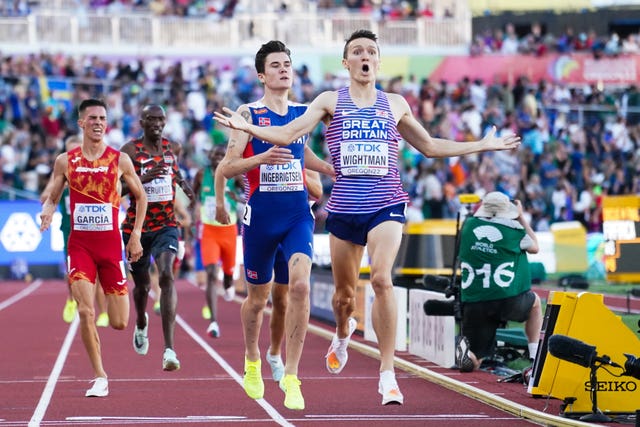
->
[408, 289, 456, 368]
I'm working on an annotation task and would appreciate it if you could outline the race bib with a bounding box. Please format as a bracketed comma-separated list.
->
[203, 196, 217, 220]
[242, 204, 251, 226]
[259, 159, 304, 192]
[203, 195, 231, 221]
[73, 203, 113, 231]
[339, 141, 388, 176]
[144, 174, 173, 202]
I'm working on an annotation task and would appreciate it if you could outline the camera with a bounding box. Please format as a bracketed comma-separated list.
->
[623, 353, 640, 380]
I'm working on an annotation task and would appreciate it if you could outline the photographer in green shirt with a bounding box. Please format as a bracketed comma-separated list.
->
[456, 191, 542, 373]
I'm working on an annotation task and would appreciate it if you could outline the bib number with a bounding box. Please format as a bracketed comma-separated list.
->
[73, 203, 113, 231]
[339, 141, 389, 176]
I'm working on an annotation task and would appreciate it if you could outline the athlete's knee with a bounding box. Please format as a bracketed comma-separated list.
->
[77, 304, 96, 322]
[246, 291, 269, 312]
[288, 279, 309, 299]
[369, 271, 393, 294]
[271, 292, 288, 313]
[157, 264, 175, 282]
[205, 265, 218, 278]
[333, 288, 355, 309]
[110, 318, 127, 330]
[223, 274, 233, 288]
[133, 280, 151, 293]
[532, 292, 541, 309]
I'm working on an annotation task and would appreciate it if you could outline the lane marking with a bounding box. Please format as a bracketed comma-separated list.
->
[67, 415, 245, 421]
[309, 323, 598, 427]
[176, 314, 294, 427]
[0, 280, 42, 311]
[19, 279, 598, 427]
[29, 315, 79, 427]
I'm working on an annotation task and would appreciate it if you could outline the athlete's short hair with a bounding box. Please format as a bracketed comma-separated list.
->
[255, 40, 291, 74]
[78, 98, 107, 116]
[343, 29, 378, 59]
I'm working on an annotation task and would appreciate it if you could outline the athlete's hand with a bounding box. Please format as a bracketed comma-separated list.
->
[142, 163, 166, 182]
[261, 146, 294, 165]
[126, 233, 143, 263]
[481, 126, 521, 151]
[215, 206, 230, 225]
[39, 201, 55, 232]
[213, 107, 249, 131]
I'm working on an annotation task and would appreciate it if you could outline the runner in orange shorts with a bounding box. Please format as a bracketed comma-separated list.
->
[193, 144, 244, 337]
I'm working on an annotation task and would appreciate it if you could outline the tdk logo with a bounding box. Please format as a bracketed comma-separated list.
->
[266, 163, 300, 171]
[79, 205, 108, 213]
[347, 143, 381, 152]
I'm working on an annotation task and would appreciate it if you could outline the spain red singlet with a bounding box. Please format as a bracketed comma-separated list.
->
[66, 145, 128, 295]
[122, 138, 179, 235]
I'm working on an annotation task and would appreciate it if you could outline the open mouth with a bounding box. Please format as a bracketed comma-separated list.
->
[362, 64, 369, 73]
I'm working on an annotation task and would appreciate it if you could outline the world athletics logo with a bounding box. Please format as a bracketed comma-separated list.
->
[549, 56, 579, 81]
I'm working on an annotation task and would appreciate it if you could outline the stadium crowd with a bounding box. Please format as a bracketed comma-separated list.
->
[470, 22, 640, 57]
[1, 0, 444, 19]
[1, 43, 640, 239]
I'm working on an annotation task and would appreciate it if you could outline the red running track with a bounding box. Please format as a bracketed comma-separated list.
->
[0, 278, 602, 427]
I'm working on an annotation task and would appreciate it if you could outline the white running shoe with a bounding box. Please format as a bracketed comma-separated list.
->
[223, 286, 235, 302]
[133, 313, 149, 355]
[265, 348, 285, 382]
[207, 321, 220, 338]
[162, 348, 181, 371]
[85, 377, 108, 397]
[325, 317, 357, 374]
[378, 370, 404, 405]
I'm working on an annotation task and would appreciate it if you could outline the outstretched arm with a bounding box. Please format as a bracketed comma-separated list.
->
[392, 94, 520, 157]
[213, 91, 335, 146]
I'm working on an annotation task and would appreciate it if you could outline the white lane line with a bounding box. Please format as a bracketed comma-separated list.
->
[29, 315, 79, 427]
[67, 415, 245, 421]
[176, 314, 294, 427]
[0, 280, 42, 311]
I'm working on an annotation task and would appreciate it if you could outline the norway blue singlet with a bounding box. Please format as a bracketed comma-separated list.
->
[241, 101, 314, 285]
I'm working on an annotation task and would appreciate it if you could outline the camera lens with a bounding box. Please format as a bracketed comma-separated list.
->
[624, 354, 640, 380]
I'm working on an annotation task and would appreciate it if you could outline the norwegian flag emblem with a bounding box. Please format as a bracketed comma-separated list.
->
[258, 117, 271, 126]
[247, 269, 258, 279]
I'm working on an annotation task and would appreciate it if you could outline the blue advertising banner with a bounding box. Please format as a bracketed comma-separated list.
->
[0, 200, 64, 266]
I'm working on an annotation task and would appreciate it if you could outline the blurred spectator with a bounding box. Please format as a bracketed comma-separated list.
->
[500, 23, 520, 54]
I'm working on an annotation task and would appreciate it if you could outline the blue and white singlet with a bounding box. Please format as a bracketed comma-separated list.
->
[324, 87, 409, 214]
